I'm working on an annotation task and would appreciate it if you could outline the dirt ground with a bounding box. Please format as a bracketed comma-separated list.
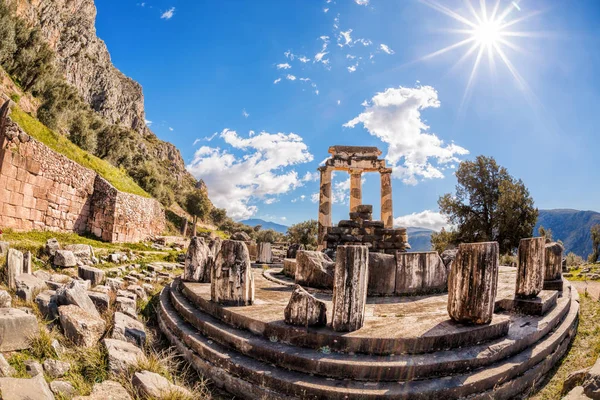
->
[570, 280, 600, 300]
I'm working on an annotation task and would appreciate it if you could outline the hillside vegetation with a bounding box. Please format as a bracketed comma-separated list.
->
[535, 209, 600, 258]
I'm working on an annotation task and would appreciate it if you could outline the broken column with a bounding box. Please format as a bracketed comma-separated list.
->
[211, 240, 254, 306]
[284, 285, 327, 327]
[5, 249, 23, 290]
[447, 242, 499, 325]
[317, 167, 332, 249]
[257, 242, 272, 264]
[23, 251, 32, 275]
[332, 245, 369, 332]
[349, 170, 362, 212]
[183, 237, 211, 283]
[515, 237, 546, 298]
[380, 168, 393, 228]
[544, 242, 564, 291]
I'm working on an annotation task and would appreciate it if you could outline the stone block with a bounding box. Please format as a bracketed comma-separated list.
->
[45, 238, 60, 256]
[332, 245, 369, 332]
[22, 251, 32, 274]
[0, 354, 15, 377]
[78, 265, 105, 286]
[54, 250, 77, 267]
[282, 258, 297, 278]
[0, 241, 9, 257]
[112, 312, 146, 347]
[543, 279, 564, 291]
[516, 237, 546, 299]
[211, 240, 254, 306]
[0, 375, 54, 400]
[257, 242, 273, 264]
[284, 285, 327, 327]
[132, 370, 191, 399]
[73, 380, 132, 400]
[395, 251, 448, 295]
[56, 280, 100, 318]
[0, 290, 12, 308]
[24, 360, 43, 377]
[295, 250, 335, 289]
[64, 244, 94, 260]
[0, 308, 39, 351]
[50, 380, 76, 398]
[5, 248, 23, 290]
[183, 236, 211, 283]
[286, 243, 303, 259]
[35, 290, 59, 320]
[43, 359, 70, 379]
[497, 290, 558, 316]
[545, 242, 564, 281]
[59, 305, 106, 347]
[103, 338, 146, 375]
[15, 274, 47, 302]
[367, 252, 396, 295]
[116, 296, 137, 319]
[447, 242, 499, 325]
[87, 291, 110, 312]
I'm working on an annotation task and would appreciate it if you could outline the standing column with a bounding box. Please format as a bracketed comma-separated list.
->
[380, 169, 393, 228]
[515, 237, 546, 298]
[332, 245, 369, 332]
[350, 170, 362, 212]
[317, 167, 332, 249]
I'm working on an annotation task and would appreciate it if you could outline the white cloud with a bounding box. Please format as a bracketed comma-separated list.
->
[302, 171, 319, 182]
[277, 63, 291, 70]
[337, 100, 341, 105]
[355, 0, 369, 5]
[355, 38, 372, 46]
[311, 193, 319, 203]
[161, 7, 175, 19]
[314, 52, 329, 63]
[361, 99, 369, 107]
[299, 77, 311, 82]
[324, 8, 329, 13]
[343, 85, 469, 185]
[264, 198, 278, 205]
[274, 78, 282, 84]
[380, 43, 394, 54]
[186, 129, 313, 220]
[169, 127, 174, 131]
[298, 56, 311, 63]
[242, 109, 249, 118]
[315, 90, 319, 95]
[284, 50, 295, 60]
[347, 64, 357, 73]
[338, 29, 353, 47]
[394, 210, 449, 231]
[145, 119, 152, 126]
[286, 74, 297, 81]
[193, 138, 201, 146]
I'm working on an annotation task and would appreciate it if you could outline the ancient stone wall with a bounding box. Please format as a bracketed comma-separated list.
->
[0, 119, 165, 242]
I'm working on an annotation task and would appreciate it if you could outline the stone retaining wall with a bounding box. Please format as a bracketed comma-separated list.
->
[0, 118, 165, 242]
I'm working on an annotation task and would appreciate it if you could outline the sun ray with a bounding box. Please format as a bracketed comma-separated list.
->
[500, 9, 546, 30]
[464, 0, 483, 25]
[417, 37, 477, 62]
[489, 0, 501, 21]
[419, 0, 478, 29]
[460, 45, 486, 112]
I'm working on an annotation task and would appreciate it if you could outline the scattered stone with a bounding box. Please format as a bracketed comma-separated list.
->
[284, 285, 327, 327]
[115, 297, 137, 319]
[73, 380, 132, 400]
[78, 265, 105, 286]
[65, 244, 95, 260]
[112, 312, 146, 347]
[0, 289, 12, 307]
[23, 251, 32, 274]
[0, 375, 54, 400]
[34, 270, 52, 281]
[440, 249, 458, 268]
[584, 356, 600, 399]
[257, 242, 273, 264]
[332, 245, 369, 332]
[87, 291, 110, 312]
[132, 370, 191, 399]
[43, 359, 70, 379]
[6, 248, 23, 290]
[54, 250, 77, 268]
[51, 273, 72, 284]
[447, 242, 499, 325]
[127, 285, 147, 301]
[35, 290, 59, 320]
[183, 236, 211, 282]
[117, 290, 136, 301]
[106, 277, 125, 292]
[231, 231, 251, 241]
[0, 241, 9, 257]
[51, 339, 65, 357]
[295, 250, 335, 289]
[0, 354, 15, 377]
[123, 276, 138, 284]
[109, 253, 122, 263]
[50, 380, 76, 398]
[15, 274, 48, 302]
[211, 240, 254, 306]
[283, 258, 297, 278]
[59, 305, 106, 347]
[24, 360, 43, 377]
[367, 252, 396, 296]
[92, 285, 111, 294]
[56, 281, 100, 318]
[0, 308, 38, 351]
[103, 338, 146, 375]
[142, 283, 155, 294]
[45, 238, 60, 256]
[563, 368, 591, 396]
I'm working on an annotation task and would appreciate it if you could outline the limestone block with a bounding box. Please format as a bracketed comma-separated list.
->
[15, 274, 48, 302]
[0, 242, 9, 257]
[54, 250, 77, 267]
[441, 249, 458, 268]
[132, 370, 191, 399]
[583, 355, 600, 399]
[183, 237, 211, 283]
[284, 285, 327, 327]
[295, 250, 335, 289]
[0, 308, 39, 351]
[45, 238, 60, 256]
[367, 252, 396, 295]
[0, 375, 54, 400]
[283, 258, 297, 278]
[447, 242, 499, 325]
[516, 237, 546, 299]
[286, 243, 303, 259]
[103, 338, 146, 375]
[116, 296, 137, 319]
[42, 359, 70, 378]
[0, 354, 15, 377]
[0, 290, 12, 308]
[112, 312, 146, 347]
[56, 280, 100, 318]
[73, 380, 132, 400]
[127, 285, 147, 301]
[106, 277, 125, 292]
[78, 265, 105, 286]
[65, 244, 94, 260]
[231, 232, 251, 241]
[545, 242, 564, 281]
[50, 380, 76, 398]
[332, 245, 369, 332]
[6, 248, 23, 290]
[24, 360, 43, 377]
[59, 305, 106, 347]
[87, 291, 110, 312]
[257, 242, 273, 264]
[23, 251, 32, 274]
[35, 290, 59, 320]
[396, 252, 447, 295]
[211, 240, 254, 306]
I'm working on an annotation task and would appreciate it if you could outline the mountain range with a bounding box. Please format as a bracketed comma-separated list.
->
[240, 219, 289, 234]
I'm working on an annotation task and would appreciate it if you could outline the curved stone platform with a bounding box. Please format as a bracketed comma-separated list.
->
[158, 266, 579, 399]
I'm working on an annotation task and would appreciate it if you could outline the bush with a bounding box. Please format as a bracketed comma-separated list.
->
[566, 252, 584, 267]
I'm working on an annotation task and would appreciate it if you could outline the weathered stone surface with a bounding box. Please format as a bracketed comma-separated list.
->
[54, 250, 77, 268]
[447, 242, 499, 325]
[45, 238, 60, 256]
[584, 356, 600, 399]
[132, 370, 191, 399]
[6, 248, 23, 290]
[50, 380, 76, 398]
[367, 252, 396, 295]
[103, 338, 146, 375]
[295, 250, 335, 289]
[78, 265, 105, 286]
[286, 243, 303, 259]
[112, 312, 146, 347]
[24, 360, 43, 377]
[0, 241, 9, 257]
[231, 232, 251, 241]
[441, 249, 458, 267]
[0, 289, 12, 308]
[65, 244, 94, 260]
[283, 258, 297, 278]
[332, 245, 369, 332]
[211, 240, 254, 306]
[545, 242, 564, 281]
[116, 296, 137, 319]
[395, 252, 448, 295]
[106, 277, 125, 292]
[73, 380, 132, 400]
[516, 237, 546, 299]
[563, 386, 589, 400]
[0, 375, 54, 400]
[58, 305, 106, 347]
[23, 251, 32, 275]
[0, 354, 16, 377]
[127, 285, 147, 302]
[15, 274, 48, 302]
[257, 242, 273, 264]
[35, 290, 59, 320]
[0, 308, 38, 351]
[56, 281, 100, 318]
[87, 291, 110, 312]
[563, 368, 591, 396]
[43, 359, 70, 378]
[183, 237, 211, 283]
[117, 290, 136, 301]
[284, 285, 327, 327]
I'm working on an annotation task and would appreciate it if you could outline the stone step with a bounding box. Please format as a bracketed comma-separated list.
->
[169, 280, 573, 382]
[158, 285, 579, 399]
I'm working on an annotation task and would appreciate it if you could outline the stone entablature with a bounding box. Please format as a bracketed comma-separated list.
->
[0, 111, 164, 242]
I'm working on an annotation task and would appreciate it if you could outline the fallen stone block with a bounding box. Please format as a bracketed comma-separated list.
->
[42, 359, 70, 379]
[24, 360, 43, 377]
[584, 355, 600, 399]
[56, 281, 100, 318]
[117, 290, 136, 301]
[65, 244, 95, 260]
[6, 248, 23, 290]
[33, 270, 52, 281]
[0, 289, 12, 308]
[72, 380, 131, 400]
[116, 296, 137, 319]
[106, 277, 125, 292]
[0, 308, 38, 351]
[126, 285, 147, 301]
[284, 285, 327, 327]
[112, 312, 146, 347]
[50, 380, 76, 398]
[0, 375, 54, 400]
[59, 305, 106, 347]
[0, 241, 9, 257]
[282, 258, 297, 278]
[295, 250, 335, 289]
[132, 370, 192, 399]
[35, 290, 59, 320]
[0, 354, 15, 377]
[441, 249, 458, 268]
[45, 238, 60, 256]
[54, 250, 77, 268]
[78, 265, 105, 286]
[15, 274, 47, 302]
[87, 291, 110, 313]
[103, 338, 146, 375]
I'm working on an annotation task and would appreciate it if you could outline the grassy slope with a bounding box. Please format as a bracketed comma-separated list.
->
[9, 107, 150, 198]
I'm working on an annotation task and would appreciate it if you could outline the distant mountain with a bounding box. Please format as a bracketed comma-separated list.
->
[240, 219, 289, 234]
[407, 227, 434, 252]
[535, 209, 600, 258]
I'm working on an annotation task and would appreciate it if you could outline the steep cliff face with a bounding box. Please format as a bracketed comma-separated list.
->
[6, 0, 192, 184]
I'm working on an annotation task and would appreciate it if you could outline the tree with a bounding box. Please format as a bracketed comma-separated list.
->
[256, 229, 285, 244]
[209, 208, 227, 226]
[286, 220, 318, 249]
[430, 228, 457, 254]
[438, 155, 538, 254]
[184, 189, 211, 236]
[590, 224, 600, 263]
[537, 225, 553, 242]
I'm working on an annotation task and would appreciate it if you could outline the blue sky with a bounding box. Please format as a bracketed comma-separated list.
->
[94, 0, 600, 229]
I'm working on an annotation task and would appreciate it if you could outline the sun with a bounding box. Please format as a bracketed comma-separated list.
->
[473, 20, 502, 46]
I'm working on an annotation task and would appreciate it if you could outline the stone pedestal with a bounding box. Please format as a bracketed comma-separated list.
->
[447, 242, 499, 325]
[211, 240, 254, 306]
[284, 285, 327, 327]
[380, 169, 393, 228]
[184, 237, 211, 283]
[257, 242, 272, 264]
[516, 237, 546, 299]
[332, 245, 369, 332]
[350, 170, 362, 212]
[544, 242, 563, 290]
[6, 249, 23, 290]
[497, 290, 558, 316]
